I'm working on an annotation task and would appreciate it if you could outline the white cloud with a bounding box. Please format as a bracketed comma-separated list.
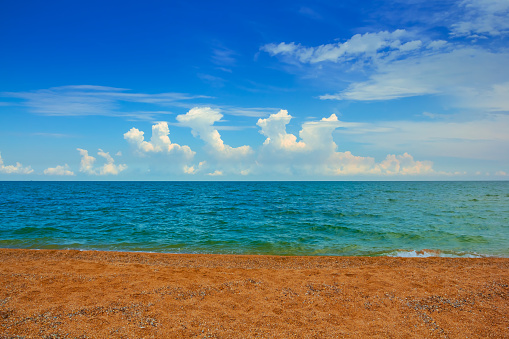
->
[125, 109, 254, 175]
[339, 113, 509, 160]
[2, 85, 208, 119]
[299, 114, 345, 153]
[77, 148, 126, 175]
[427, 40, 448, 50]
[220, 106, 280, 118]
[326, 151, 433, 176]
[462, 81, 509, 112]
[399, 40, 422, 52]
[257, 110, 362, 154]
[262, 22, 509, 113]
[0, 152, 33, 174]
[77, 148, 96, 174]
[261, 30, 433, 65]
[377, 153, 433, 175]
[183, 161, 206, 174]
[2, 85, 282, 119]
[97, 149, 127, 175]
[207, 170, 223, 176]
[256, 111, 434, 176]
[451, 0, 509, 38]
[319, 47, 509, 110]
[43, 164, 75, 176]
[176, 107, 252, 159]
[124, 122, 195, 158]
[326, 151, 377, 175]
[257, 110, 305, 151]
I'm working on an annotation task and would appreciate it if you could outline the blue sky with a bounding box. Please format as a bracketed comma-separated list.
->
[1, 0, 508, 180]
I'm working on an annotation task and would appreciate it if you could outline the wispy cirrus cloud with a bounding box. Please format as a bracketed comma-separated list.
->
[320, 47, 509, 109]
[260, 0, 509, 113]
[262, 27, 509, 113]
[31, 132, 76, 138]
[211, 46, 237, 67]
[1, 85, 210, 119]
[451, 0, 509, 38]
[2, 85, 278, 119]
[337, 113, 509, 161]
[261, 29, 429, 66]
[219, 105, 280, 118]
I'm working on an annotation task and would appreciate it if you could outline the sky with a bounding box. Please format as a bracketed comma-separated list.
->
[1, 0, 508, 180]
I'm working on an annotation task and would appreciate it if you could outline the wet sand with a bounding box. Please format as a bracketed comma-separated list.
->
[0, 248, 507, 338]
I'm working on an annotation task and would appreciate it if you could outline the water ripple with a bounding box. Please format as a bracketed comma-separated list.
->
[0, 181, 508, 257]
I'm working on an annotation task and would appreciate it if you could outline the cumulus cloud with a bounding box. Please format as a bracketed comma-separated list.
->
[257, 110, 361, 154]
[328, 152, 434, 176]
[208, 170, 223, 176]
[77, 148, 96, 174]
[256, 111, 434, 176]
[377, 153, 433, 175]
[0, 152, 34, 174]
[319, 151, 372, 175]
[299, 114, 345, 153]
[124, 122, 195, 158]
[176, 107, 252, 159]
[257, 110, 305, 151]
[77, 148, 126, 175]
[125, 113, 253, 175]
[183, 161, 206, 174]
[43, 164, 75, 176]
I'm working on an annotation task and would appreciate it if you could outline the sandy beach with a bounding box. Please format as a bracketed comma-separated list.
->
[0, 249, 507, 338]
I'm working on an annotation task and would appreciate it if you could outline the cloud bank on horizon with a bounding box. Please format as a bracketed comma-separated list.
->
[0, 0, 507, 179]
[121, 108, 434, 177]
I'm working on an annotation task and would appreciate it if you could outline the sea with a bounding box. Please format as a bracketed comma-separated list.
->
[1, 181, 508, 257]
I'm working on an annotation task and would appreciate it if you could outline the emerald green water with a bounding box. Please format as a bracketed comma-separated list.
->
[1, 181, 508, 257]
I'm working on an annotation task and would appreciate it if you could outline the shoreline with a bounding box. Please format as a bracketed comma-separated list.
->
[0, 246, 503, 258]
[1, 248, 508, 337]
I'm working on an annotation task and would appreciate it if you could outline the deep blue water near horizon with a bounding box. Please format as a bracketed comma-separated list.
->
[0, 181, 508, 257]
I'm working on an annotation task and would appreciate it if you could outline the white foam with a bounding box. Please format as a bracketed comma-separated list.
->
[386, 249, 485, 258]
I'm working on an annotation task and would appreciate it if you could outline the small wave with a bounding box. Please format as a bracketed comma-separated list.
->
[384, 249, 486, 258]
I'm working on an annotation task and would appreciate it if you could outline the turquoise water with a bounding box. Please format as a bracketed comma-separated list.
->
[0, 181, 508, 257]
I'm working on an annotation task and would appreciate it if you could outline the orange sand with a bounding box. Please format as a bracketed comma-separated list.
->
[0, 248, 507, 338]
